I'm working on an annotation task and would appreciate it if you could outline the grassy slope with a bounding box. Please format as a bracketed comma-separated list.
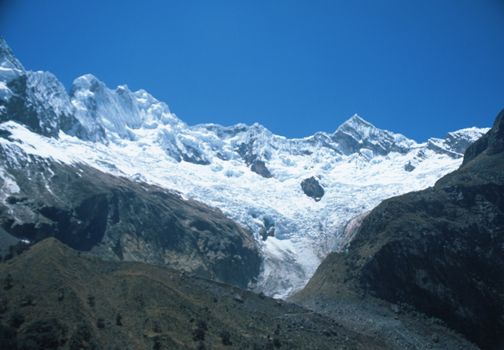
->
[0, 238, 386, 350]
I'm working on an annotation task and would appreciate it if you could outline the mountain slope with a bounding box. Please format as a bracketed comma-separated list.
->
[0, 238, 387, 350]
[0, 145, 260, 289]
[0, 37, 489, 297]
[294, 110, 504, 349]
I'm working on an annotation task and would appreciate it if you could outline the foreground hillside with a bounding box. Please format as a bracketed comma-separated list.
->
[0, 238, 385, 350]
[294, 111, 504, 350]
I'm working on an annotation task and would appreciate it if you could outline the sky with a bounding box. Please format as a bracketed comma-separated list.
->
[1, 0, 503, 141]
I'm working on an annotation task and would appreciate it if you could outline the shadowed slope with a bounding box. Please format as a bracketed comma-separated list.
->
[0, 238, 386, 350]
[294, 110, 504, 349]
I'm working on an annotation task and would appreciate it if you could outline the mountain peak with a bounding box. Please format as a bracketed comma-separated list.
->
[0, 37, 25, 76]
[338, 114, 375, 131]
[332, 114, 415, 156]
[71, 73, 106, 93]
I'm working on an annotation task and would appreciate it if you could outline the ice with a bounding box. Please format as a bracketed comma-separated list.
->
[0, 116, 487, 298]
[0, 41, 489, 296]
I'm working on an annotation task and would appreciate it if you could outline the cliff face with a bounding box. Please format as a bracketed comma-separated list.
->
[0, 148, 261, 289]
[295, 110, 504, 350]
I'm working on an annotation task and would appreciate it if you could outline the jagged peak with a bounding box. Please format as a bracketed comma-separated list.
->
[334, 114, 385, 142]
[27, 70, 63, 85]
[133, 88, 169, 109]
[0, 37, 8, 49]
[115, 84, 131, 94]
[0, 37, 25, 74]
[337, 114, 375, 131]
[249, 122, 270, 133]
[71, 73, 106, 93]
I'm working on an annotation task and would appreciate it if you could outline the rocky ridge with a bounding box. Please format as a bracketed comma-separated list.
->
[294, 110, 504, 349]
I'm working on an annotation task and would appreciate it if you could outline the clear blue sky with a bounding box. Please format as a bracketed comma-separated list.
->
[1, 0, 503, 140]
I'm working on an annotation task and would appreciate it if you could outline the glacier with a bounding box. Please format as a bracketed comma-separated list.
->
[0, 38, 489, 298]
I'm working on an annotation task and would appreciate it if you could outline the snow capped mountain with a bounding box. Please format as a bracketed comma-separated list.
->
[331, 114, 415, 155]
[0, 38, 490, 297]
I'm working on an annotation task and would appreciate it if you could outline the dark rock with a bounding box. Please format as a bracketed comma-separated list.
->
[251, 160, 273, 178]
[0, 129, 12, 140]
[237, 141, 258, 165]
[259, 216, 275, 241]
[404, 162, 415, 172]
[301, 177, 325, 201]
[180, 144, 211, 165]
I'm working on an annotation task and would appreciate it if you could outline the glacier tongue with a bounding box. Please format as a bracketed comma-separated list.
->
[0, 38, 491, 298]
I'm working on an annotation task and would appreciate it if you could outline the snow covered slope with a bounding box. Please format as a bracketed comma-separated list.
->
[0, 38, 489, 297]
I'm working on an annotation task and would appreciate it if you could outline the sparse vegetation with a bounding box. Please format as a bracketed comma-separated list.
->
[87, 295, 95, 308]
[0, 298, 7, 314]
[9, 312, 24, 329]
[3, 273, 13, 290]
[57, 288, 64, 302]
[0, 324, 17, 349]
[96, 318, 105, 329]
[2, 242, 31, 263]
[220, 330, 232, 345]
[0, 238, 391, 349]
[69, 323, 96, 350]
[17, 319, 68, 350]
[20, 294, 34, 307]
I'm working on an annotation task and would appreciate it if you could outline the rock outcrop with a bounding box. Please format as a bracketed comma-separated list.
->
[0, 148, 261, 289]
[301, 176, 324, 201]
[250, 159, 273, 178]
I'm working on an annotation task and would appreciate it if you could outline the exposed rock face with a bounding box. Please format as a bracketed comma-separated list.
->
[295, 110, 504, 350]
[404, 161, 415, 172]
[0, 148, 261, 289]
[331, 115, 414, 155]
[301, 176, 324, 201]
[0, 238, 387, 350]
[0, 72, 83, 138]
[250, 159, 273, 178]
